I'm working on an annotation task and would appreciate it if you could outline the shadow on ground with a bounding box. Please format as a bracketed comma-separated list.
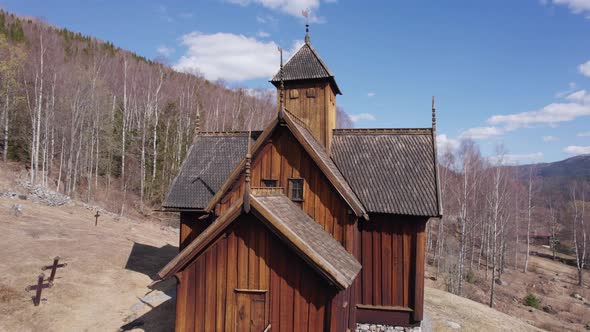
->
[119, 296, 176, 332]
[124, 242, 178, 280]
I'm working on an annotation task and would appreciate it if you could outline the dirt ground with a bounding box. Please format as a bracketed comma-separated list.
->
[425, 249, 590, 332]
[0, 164, 179, 332]
[0, 163, 586, 332]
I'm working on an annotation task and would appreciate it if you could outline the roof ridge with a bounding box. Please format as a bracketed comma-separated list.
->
[198, 130, 260, 136]
[333, 128, 433, 135]
[305, 42, 334, 77]
[283, 108, 307, 127]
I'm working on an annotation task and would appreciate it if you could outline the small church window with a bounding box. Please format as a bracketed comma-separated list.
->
[289, 178, 304, 201]
[289, 89, 299, 99]
[262, 179, 277, 188]
[306, 88, 316, 98]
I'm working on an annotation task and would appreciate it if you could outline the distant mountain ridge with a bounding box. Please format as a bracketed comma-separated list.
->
[519, 154, 590, 179]
[509, 154, 590, 198]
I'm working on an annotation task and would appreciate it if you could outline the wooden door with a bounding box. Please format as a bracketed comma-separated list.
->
[235, 290, 267, 332]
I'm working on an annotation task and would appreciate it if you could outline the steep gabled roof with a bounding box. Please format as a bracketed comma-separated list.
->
[331, 128, 441, 217]
[155, 192, 361, 290]
[271, 42, 341, 95]
[205, 111, 368, 219]
[162, 132, 258, 210]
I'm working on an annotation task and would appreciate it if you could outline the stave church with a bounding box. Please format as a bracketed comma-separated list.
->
[153, 24, 442, 332]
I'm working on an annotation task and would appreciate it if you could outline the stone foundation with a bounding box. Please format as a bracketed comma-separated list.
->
[356, 323, 422, 332]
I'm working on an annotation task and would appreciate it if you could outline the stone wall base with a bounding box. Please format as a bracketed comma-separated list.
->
[356, 323, 422, 332]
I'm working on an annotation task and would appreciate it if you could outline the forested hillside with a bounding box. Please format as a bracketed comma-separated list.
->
[0, 10, 291, 213]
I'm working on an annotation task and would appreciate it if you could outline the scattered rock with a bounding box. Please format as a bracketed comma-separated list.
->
[585, 323, 590, 330]
[528, 308, 534, 313]
[542, 305, 557, 314]
[446, 321, 461, 329]
[571, 293, 584, 301]
[10, 204, 23, 217]
[495, 278, 507, 286]
[356, 324, 421, 332]
[18, 194, 27, 200]
[429, 276, 437, 281]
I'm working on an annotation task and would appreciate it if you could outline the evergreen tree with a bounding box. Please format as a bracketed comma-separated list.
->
[8, 20, 24, 42]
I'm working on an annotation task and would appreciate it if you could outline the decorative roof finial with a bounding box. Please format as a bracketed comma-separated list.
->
[278, 46, 285, 120]
[431, 96, 436, 132]
[243, 153, 252, 213]
[302, 9, 310, 44]
[193, 108, 201, 143]
[196, 108, 201, 133]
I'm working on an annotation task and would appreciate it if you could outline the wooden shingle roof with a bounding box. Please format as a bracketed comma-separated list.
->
[331, 128, 441, 217]
[162, 132, 258, 210]
[270, 42, 341, 95]
[204, 111, 368, 219]
[155, 192, 361, 290]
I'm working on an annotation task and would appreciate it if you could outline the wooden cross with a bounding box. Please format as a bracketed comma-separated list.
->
[25, 273, 53, 306]
[94, 210, 100, 226]
[42, 256, 67, 282]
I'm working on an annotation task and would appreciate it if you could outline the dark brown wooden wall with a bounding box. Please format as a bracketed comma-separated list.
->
[179, 212, 210, 251]
[175, 214, 338, 332]
[215, 127, 356, 252]
[359, 215, 427, 323]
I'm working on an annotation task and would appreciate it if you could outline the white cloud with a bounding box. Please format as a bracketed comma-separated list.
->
[563, 145, 590, 155]
[565, 89, 590, 103]
[552, 0, 590, 16]
[257, 31, 271, 38]
[349, 113, 376, 122]
[577, 131, 590, 136]
[489, 152, 544, 165]
[487, 102, 590, 130]
[459, 126, 503, 140]
[579, 60, 590, 77]
[227, 0, 327, 21]
[174, 32, 301, 81]
[157, 45, 175, 57]
[367, 92, 376, 97]
[256, 14, 276, 24]
[437, 134, 460, 151]
[555, 82, 577, 98]
[543, 135, 559, 142]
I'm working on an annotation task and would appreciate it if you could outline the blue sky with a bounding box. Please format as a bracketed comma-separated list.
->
[1, 0, 589, 163]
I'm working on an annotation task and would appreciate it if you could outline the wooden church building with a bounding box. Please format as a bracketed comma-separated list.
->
[154, 26, 442, 332]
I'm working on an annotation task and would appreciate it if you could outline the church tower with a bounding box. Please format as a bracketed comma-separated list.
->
[271, 25, 341, 151]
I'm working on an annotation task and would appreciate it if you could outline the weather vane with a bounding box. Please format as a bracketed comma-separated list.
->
[302, 9, 310, 43]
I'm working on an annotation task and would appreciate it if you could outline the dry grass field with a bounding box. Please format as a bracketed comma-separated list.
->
[0, 163, 585, 332]
[425, 248, 590, 331]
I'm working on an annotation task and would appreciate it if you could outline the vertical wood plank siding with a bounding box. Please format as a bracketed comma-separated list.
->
[179, 212, 210, 251]
[278, 81, 336, 150]
[359, 215, 427, 324]
[174, 214, 337, 332]
[215, 127, 356, 249]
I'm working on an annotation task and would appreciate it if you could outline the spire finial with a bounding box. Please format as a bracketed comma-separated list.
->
[278, 46, 285, 119]
[196, 108, 201, 133]
[302, 9, 310, 43]
[193, 108, 201, 143]
[243, 153, 252, 213]
[431, 96, 436, 132]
